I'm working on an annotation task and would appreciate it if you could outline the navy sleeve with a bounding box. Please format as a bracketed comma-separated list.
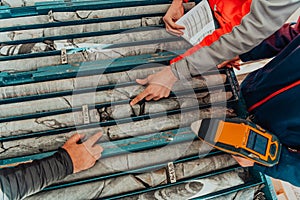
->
[0, 148, 73, 200]
[239, 18, 300, 62]
[253, 146, 300, 187]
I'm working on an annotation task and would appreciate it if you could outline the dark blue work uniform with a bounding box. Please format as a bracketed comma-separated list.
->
[239, 19, 300, 186]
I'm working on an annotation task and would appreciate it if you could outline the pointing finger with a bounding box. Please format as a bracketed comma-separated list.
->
[130, 89, 149, 106]
[85, 132, 102, 147]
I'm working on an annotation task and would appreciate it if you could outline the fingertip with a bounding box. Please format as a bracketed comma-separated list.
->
[130, 99, 136, 106]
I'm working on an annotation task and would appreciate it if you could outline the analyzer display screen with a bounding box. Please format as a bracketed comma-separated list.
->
[246, 130, 268, 155]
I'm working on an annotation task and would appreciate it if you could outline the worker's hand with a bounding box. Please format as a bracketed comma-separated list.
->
[217, 56, 241, 70]
[232, 155, 254, 167]
[163, 0, 185, 36]
[62, 132, 103, 173]
[130, 66, 178, 106]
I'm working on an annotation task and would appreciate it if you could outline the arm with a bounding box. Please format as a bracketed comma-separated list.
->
[171, 0, 300, 80]
[218, 18, 299, 68]
[0, 132, 103, 200]
[0, 149, 73, 200]
[239, 19, 300, 62]
[253, 146, 300, 187]
[130, 0, 299, 105]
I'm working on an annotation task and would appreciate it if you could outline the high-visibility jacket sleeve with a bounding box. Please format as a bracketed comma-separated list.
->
[170, 0, 300, 80]
[253, 146, 300, 187]
[240, 18, 300, 62]
[0, 148, 73, 200]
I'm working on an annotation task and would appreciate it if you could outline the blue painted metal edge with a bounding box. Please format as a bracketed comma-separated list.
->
[261, 174, 278, 200]
[104, 166, 256, 200]
[0, 13, 166, 32]
[0, 51, 181, 86]
[0, 127, 195, 166]
[0, 0, 185, 19]
[45, 151, 229, 192]
[0, 99, 237, 142]
[0, 83, 230, 123]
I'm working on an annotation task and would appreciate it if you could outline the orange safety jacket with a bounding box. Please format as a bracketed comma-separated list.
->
[170, 0, 299, 80]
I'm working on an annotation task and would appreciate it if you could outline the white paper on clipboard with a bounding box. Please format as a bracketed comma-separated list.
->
[176, 0, 215, 45]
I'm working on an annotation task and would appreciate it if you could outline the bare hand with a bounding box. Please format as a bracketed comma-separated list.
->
[130, 66, 178, 106]
[62, 132, 103, 173]
[217, 56, 241, 70]
[163, 0, 185, 36]
[232, 155, 254, 167]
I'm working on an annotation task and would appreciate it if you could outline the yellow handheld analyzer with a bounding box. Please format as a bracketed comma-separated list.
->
[191, 118, 281, 167]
